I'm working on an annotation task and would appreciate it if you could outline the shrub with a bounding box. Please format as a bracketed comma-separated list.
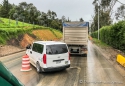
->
[91, 20, 125, 51]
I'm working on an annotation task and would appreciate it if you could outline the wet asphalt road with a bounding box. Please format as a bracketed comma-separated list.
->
[0, 41, 125, 86]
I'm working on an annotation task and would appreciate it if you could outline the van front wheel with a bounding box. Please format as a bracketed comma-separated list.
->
[36, 62, 41, 73]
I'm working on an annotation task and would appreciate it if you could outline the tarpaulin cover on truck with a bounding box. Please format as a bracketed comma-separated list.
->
[63, 22, 89, 27]
[0, 61, 24, 86]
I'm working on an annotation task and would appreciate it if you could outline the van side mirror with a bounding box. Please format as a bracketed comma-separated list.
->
[26, 44, 31, 49]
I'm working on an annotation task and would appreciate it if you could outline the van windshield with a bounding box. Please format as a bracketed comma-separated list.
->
[46, 44, 68, 54]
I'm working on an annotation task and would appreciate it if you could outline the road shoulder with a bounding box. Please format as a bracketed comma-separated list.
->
[91, 41, 125, 78]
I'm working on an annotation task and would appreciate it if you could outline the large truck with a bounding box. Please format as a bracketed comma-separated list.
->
[63, 21, 89, 56]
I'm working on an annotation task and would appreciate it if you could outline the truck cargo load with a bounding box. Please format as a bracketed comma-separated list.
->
[63, 21, 89, 56]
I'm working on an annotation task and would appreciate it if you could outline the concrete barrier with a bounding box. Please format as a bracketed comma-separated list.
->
[117, 54, 125, 67]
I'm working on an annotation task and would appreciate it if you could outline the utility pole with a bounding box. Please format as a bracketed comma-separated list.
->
[98, 1, 99, 40]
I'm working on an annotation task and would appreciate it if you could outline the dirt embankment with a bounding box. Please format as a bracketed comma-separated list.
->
[0, 34, 32, 57]
[0, 29, 62, 57]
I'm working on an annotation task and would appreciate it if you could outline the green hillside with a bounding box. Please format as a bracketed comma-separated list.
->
[0, 18, 36, 27]
[0, 18, 62, 44]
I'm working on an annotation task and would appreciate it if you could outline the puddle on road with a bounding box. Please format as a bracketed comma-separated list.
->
[35, 67, 81, 86]
[25, 71, 45, 86]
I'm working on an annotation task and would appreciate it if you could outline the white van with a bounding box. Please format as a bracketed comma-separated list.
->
[26, 41, 70, 73]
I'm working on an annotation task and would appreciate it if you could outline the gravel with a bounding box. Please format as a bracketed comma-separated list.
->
[0, 45, 25, 57]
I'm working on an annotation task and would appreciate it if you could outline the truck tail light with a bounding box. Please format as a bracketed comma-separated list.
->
[43, 54, 46, 64]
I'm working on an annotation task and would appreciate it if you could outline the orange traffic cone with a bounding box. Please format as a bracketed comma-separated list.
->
[20, 54, 32, 71]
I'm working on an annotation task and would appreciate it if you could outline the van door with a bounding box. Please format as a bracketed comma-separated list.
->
[29, 43, 37, 64]
[46, 44, 69, 67]
[31, 43, 44, 64]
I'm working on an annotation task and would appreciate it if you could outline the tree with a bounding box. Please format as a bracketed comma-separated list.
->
[0, 0, 12, 18]
[0, 4, 2, 10]
[47, 10, 52, 19]
[9, 2, 40, 24]
[50, 19, 61, 30]
[115, 5, 125, 20]
[62, 15, 66, 22]
[0, 1, 64, 30]
[91, 0, 117, 31]
[41, 12, 48, 26]
[47, 10, 52, 27]
[79, 18, 84, 22]
[51, 11, 57, 20]
[9, 4, 16, 19]
[66, 17, 71, 22]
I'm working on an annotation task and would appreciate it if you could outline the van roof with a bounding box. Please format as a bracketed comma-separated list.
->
[33, 41, 66, 45]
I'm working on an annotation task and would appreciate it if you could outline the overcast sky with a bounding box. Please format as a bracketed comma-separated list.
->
[1, 0, 125, 22]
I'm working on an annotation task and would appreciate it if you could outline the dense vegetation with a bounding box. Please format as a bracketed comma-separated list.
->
[91, 0, 117, 32]
[91, 0, 125, 52]
[91, 0, 125, 32]
[0, 0, 65, 45]
[0, 0, 84, 32]
[0, 0, 68, 31]
[91, 21, 125, 52]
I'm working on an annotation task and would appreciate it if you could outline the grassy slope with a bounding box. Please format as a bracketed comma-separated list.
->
[91, 38, 110, 48]
[0, 18, 33, 27]
[0, 18, 62, 45]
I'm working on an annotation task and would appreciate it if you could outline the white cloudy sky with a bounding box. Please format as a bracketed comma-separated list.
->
[1, 0, 125, 22]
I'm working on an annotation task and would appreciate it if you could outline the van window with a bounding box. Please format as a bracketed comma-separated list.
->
[46, 44, 68, 54]
[32, 43, 37, 52]
[32, 43, 44, 54]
